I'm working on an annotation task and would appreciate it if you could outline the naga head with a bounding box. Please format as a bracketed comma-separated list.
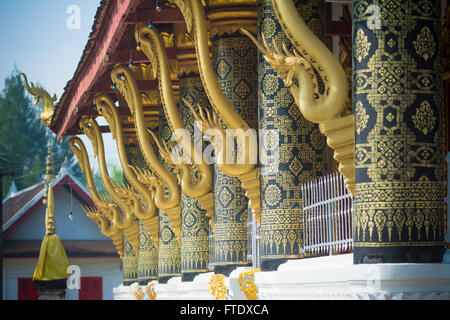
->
[94, 94, 118, 141]
[241, 29, 312, 88]
[111, 65, 138, 115]
[69, 136, 86, 173]
[20, 73, 57, 126]
[79, 116, 99, 158]
[135, 23, 159, 79]
[82, 205, 103, 222]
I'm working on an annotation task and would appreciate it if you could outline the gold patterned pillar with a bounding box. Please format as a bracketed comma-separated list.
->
[119, 134, 139, 286]
[206, 1, 258, 275]
[123, 138, 158, 284]
[122, 234, 138, 285]
[157, 113, 182, 283]
[353, 0, 445, 263]
[175, 25, 212, 281]
[257, 0, 334, 270]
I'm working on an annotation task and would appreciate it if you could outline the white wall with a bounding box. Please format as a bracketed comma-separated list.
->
[3, 257, 122, 300]
[6, 187, 109, 241]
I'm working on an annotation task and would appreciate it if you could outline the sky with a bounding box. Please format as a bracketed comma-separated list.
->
[0, 0, 120, 173]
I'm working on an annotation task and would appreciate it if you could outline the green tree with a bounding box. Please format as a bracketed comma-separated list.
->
[0, 68, 47, 197]
[24, 154, 42, 187]
[0, 68, 84, 198]
[92, 164, 124, 197]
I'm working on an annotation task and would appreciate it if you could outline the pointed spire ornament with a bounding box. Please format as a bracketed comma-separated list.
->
[45, 138, 56, 183]
[33, 137, 70, 299]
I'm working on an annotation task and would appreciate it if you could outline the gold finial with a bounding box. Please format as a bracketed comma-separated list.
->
[43, 138, 56, 234]
[45, 138, 56, 183]
[45, 183, 56, 234]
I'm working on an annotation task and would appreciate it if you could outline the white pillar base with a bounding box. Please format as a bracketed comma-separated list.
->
[113, 254, 450, 300]
[113, 273, 216, 300]
[255, 254, 450, 300]
[112, 282, 140, 300]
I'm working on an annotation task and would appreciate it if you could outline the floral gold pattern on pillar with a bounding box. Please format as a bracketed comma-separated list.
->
[138, 219, 158, 283]
[257, 0, 334, 267]
[157, 115, 181, 281]
[179, 74, 211, 278]
[353, 0, 445, 263]
[122, 233, 138, 285]
[210, 29, 258, 271]
[125, 142, 158, 283]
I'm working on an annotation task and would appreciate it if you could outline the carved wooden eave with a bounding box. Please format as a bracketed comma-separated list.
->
[50, 1, 186, 140]
[51, 0, 136, 139]
[50, 0, 351, 140]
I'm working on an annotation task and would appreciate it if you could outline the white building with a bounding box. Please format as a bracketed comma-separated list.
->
[2, 168, 123, 300]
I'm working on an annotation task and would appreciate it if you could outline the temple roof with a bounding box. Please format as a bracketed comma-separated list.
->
[2, 172, 95, 237]
[51, 0, 135, 138]
[50, 0, 183, 139]
[43, 1, 351, 139]
[2, 182, 45, 227]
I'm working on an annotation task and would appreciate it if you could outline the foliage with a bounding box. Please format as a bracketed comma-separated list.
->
[92, 164, 124, 197]
[0, 68, 84, 198]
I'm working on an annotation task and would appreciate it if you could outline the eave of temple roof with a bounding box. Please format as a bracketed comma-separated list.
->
[2, 173, 95, 238]
[51, 0, 140, 139]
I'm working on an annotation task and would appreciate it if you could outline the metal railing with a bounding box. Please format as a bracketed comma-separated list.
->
[208, 223, 215, 270]
[247, 207, 260, 268]
[301, 172, 353, 256]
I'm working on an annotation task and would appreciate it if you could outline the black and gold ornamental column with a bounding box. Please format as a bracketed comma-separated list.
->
[122, 234, 138, 285]
[257, 0, 334, 270]
[123, 136, 158, 285]
[157, 111, 182, 283]
[175, 24, 211, 281]
[116, 127, 139, 286]
[121, 136, 139, 286]
[207, 1, 259, 275]
[353, 0, 445, 263]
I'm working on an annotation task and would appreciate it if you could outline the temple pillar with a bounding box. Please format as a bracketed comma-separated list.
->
[206, 1, 259, 276]
[175, 25, 212, 281]
[123, 139, 158, 285]
[120, 136, 139, 286]
[257, 0, 334, 270]
[353, 0, 445, 263]
[157, 114, 182, 283]
[122, 234, 138, 285]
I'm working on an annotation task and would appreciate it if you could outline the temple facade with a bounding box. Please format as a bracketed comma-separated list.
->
[22, 0, 450, 300]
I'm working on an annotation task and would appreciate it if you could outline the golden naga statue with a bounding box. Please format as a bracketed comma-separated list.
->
[69, 136, 124, 257]
[83, 206, 125, 258]
[238, 268, 260, 300]
[208, 274, 228, 300]
[79, 116, 140, 255]
[173, 0, 261, 223]
[20, 73, 57, 126]
[110, 66, 182, 241]
[94, 94, 160, 250]
[243, 0, 355, 195]
[134, 23, 214, 220]
[147, 283, 157, 300]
